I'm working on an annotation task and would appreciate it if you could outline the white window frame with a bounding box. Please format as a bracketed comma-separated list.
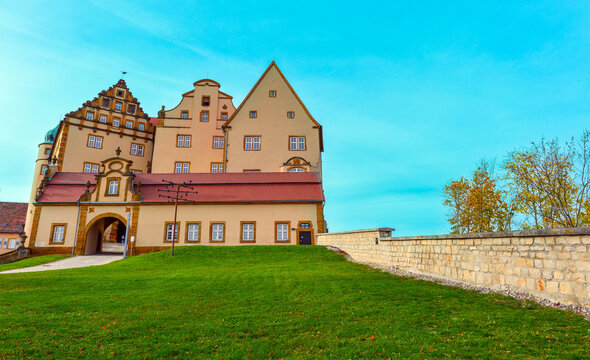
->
[131, 144, 144, 156]
[88, 135, 103, 149]
[211, 163, 223, 173]
[52, 225, 65, 243]
[175, 162, 189, 173]
[99, 114, 107, 123]
[276, 223, 289, 241]
[112, 118, 120, 127]
[115, 102, 123, 110]
[126, 120, 133, 129]
[213, 136, 224, 149]
[138, 122, 145, 131]
[211, 223, 224, 242]
[166, 223, 178, 242]
[242, 223, 254, 242]
[86, 112, 94, 120]
[187, 223, 200, 242]
[201, 111, 209, 122]
[244, 136, 260, 151]
[288, 167, 305, 172]
[107, 180, 119, 195]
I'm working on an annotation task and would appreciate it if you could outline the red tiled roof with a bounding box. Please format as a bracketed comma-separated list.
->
[37, 172, 324, 203]
[149, 117, 158, 125]
[0, 202, 27, 234]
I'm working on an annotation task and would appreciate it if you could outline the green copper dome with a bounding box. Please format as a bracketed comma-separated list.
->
[44, 124, 59, 143]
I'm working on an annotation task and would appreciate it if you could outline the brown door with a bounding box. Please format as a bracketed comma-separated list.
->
[298, 231, 312, 245]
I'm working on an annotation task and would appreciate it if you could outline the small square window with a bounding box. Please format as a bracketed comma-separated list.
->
[181, 111, 189, 119]
[202, 96, 210, 106]
[44, 148, 51, 155]
[116, 89, 125, 97]
[287, 111, 295, 119]
[221, 112, 228, 121]
[249, 111, 257, 119]
[115, 102, 123, 111]
[269, 90, 277, 97]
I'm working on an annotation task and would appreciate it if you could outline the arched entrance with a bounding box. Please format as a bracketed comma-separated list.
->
[84, 215, 127, 255]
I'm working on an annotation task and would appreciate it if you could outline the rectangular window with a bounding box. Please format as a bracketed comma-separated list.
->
[276, 222, 290, 242]
[87, 135, 103, 149]
[8, 238, 17, 249]
[186, 222, 201, 242]
[181, 111, 189, 119]
[115, 102, 123, 110]
[211, 163, 224, 173]
[244, 136, 261, 151]
[50, 224, 66, 244]
[138, 122, 145, 131]
[165, 222, 179, 242]
[127, 104, 136, 114]
[130, 169, 142, 174]
[243, 169, 261, 173]
[269, 90, 277, 97]
[126, 120, 133, 129]
[112, 117, 120, 127]
[116, 89, 125, 97]
[287, 111, 295, 119]
[210, 223, 224, 242]
[213, 136, 224, 149]
[249, 111, 257, 119]
[40, 164, 48, 175]
[107, 180, 119, 195]
[201, 111, 209, 122]
[130, 143, 144, 156]
[86, 112, 94, 120]
[177, 135, 191, 147]
[83, 162, 99, 173]
[241, 222, 255, 242]
[1, 238, 6, 248]
[45, 148, 51, 155]
[202, 96, 210, 106]
[99, 114, 107, 123]
[289, 136, 306, 151]
[102, 98, 110, 107]
[221, 112, 228, 121]
[175, 162, 190, 173]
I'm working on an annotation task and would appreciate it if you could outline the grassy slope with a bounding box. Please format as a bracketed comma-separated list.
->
[0, 254, 69, 272]
[0, 246, 587, 359]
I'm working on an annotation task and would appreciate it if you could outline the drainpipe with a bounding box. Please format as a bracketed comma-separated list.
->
[123, 210, 131, 259]
[71, 199, 81, 256]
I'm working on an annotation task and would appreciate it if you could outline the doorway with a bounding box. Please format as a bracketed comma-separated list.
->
[84, 216, 126, 255]
[298, 231, 312, 245]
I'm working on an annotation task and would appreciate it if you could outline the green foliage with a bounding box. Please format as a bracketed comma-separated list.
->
[0, 246, 588, 359]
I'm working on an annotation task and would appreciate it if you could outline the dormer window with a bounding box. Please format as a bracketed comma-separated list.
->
[249, 111, 257, 119]
[269, 90, 277, 97]
[107, 179, 119, 195]
[86, 112, 94, 120]
[127, 104, 136, 114]
[202, 96, 210, 106]
[181, 111, 189, 119]
[116, 88, 125, 98]
[115, 102, 123, 111]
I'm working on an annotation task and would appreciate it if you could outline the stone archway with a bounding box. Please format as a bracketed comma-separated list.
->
[83, 214, 127, 255]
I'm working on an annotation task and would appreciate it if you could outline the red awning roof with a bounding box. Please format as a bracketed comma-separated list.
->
[37, 172, 324, 203]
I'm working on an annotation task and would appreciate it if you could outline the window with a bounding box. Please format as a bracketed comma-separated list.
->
[201, 111, 209, 122]
[221, 112, 228, 121]
[244, 136, 261, 151]
[202, 96, 210, 106]
[177, 135, 191, 147]
[87, 135, 103, 149]
[99, 114, 107, 123]
[130, 143, 144, 156]
[175, 162, 190, 173]
[240, 222, 255, 242]
[86, 112, 94, 120]
[186, 222, 201, 242]
[243, 169, 261, 173]
[213, 136, 224, 149]
[127, 104, 136, 114]
[40, 164, 48, 175]
[107, 179, 119, 195]
[276, 222, 290, 242]
[288, 167, 305, 172]
[165, 222, 180, 242]
[8, 238, 18, 249]
[126, 120, 133, 129]
[269, 90, 277, 97]
[1, 238, 6, 248]
[130, 169, 142, 174]
[210, 222, 225, 242]
[138, 122, 145, 131]
[83, 162, 99, 173]
[211, 163, 224, 173]
[116, 89, 125, 97]
[115, 102, 123, 111]
[112, 117, 120, 127]
[289, 136, 306, 151]
[44, 148, 51, 155]
[102, 98, 110, 107]
[181, 111, 189, 119]
[287, 111, 295, 119]
[50, 224, 66, 244]
[249, 111, 257, 119]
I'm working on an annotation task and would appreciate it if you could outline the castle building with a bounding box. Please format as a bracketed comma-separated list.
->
[24, 62, 326, 255]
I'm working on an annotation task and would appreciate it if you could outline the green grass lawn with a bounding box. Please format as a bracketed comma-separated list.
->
[0, 254, 69, 272]
[0, 246, 588, 359]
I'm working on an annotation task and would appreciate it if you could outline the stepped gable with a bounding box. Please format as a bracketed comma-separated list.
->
[65, 79, 150, 120]
[0, 202, 27, 234]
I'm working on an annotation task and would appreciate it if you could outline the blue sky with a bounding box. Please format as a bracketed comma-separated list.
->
[1, 1, 589, 235]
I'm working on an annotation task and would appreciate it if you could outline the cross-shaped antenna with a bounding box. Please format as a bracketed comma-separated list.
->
[121, 71, 127, 78]
[157, 179, 198, 256]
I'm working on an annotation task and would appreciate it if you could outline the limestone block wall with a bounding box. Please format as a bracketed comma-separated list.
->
[317, 228, 590, 309]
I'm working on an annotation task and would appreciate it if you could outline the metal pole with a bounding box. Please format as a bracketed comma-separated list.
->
[123, 211, 131, 259]
[172, 185, 179, 256]
[71, 200, 81, 256]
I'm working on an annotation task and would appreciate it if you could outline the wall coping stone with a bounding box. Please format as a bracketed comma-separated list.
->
[380, 226, 590, 241]
[317, 228, 395, 236]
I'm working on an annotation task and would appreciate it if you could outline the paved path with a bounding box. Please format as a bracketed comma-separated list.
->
[0, 254, 123, 274]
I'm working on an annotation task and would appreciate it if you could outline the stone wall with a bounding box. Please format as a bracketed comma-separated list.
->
[317, 228, 590, 309]
[0, 248, 31, 265]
